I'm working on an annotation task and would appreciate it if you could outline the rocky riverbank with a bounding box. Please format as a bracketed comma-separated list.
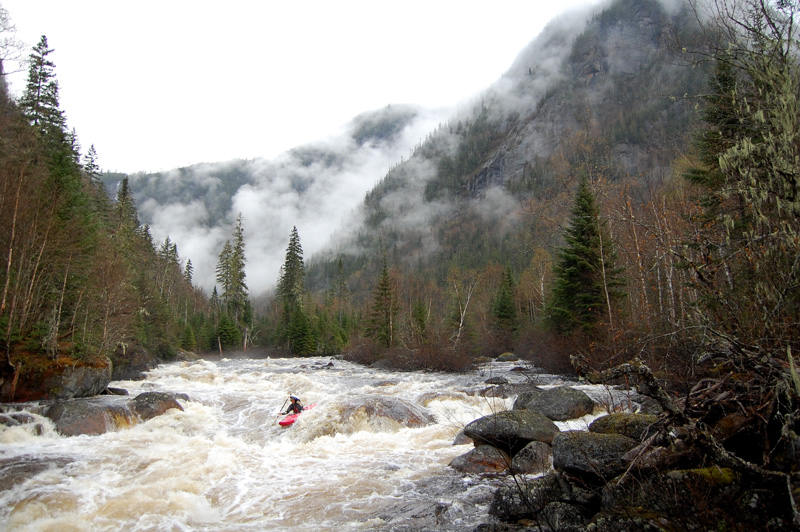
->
[449, 374, 800, 531]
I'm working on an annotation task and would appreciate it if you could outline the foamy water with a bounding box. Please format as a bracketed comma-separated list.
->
[0, 356, 628, 531]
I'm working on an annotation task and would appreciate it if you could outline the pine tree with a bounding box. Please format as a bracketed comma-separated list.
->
[83, 144, 100, 183]
[547, 176, 623, 335]
[277, 226, 305, 310]
[184, 259, 194, 284]
[492, 266, 518, 335]
[19, 36, 65, 139]
[365, 256, 398, 348]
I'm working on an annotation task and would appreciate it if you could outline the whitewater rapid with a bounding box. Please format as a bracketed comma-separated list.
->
[0, 356, 625, 531]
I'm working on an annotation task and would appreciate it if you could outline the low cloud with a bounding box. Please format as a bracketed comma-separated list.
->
[142, 106, 450, 296]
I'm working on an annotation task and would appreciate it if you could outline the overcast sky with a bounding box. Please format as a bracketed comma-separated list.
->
[2, 0, 601, 174]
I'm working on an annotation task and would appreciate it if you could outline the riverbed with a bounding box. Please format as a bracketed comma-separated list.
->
[0, 356, 629, 531]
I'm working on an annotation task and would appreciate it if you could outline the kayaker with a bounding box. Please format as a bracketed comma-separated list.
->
[281, 395, 303, 415]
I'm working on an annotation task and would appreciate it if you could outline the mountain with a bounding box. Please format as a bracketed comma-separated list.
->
[306, 0, 704, 296]
[101, 103, 445, 294]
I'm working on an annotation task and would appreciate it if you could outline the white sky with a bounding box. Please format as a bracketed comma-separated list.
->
[2, 0, 601, 174]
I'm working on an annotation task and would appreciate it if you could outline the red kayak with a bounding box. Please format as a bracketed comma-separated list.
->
[278, 403, 316, 427]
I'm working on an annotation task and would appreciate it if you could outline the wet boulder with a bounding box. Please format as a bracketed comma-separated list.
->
[44, 398, 131, 436]
[43, 392, 185, 436]
[513, 386, 595, 421]
[449, 445, 511, 474]
[589, 413, 659, 441]
[342, 395, 434, 428]
[511, 440, 552, 474]
[452, 429, 473, 445]
[464, 410, 560, 456]
[489, 473, 563, 522]
[552, 431, 638, 482]
[130, 391, 184, 421]
[541, 500, 592, 531]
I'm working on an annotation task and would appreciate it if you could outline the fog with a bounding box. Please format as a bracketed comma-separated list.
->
[136, 0, 686, 297]
[138, 105, 450, 296]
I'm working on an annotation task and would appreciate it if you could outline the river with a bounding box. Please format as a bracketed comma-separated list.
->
[0, 356, 627, 531]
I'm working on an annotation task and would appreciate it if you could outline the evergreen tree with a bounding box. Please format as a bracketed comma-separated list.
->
[365, 256, 398, 348]
[83, 144, 100, 183]
[19, 35, 65, 139]
[492, 266, 519, 335]
[684, 0, 800, 355]
[276, 226, 305, 310]
[114, 177, 140, 230]
[184, 259, 194, 284]
[547, 176, 623, 335]
[276, 226, 315, 354]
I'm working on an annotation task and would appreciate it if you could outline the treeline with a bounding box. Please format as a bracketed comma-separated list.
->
[0, 35, 212, 390]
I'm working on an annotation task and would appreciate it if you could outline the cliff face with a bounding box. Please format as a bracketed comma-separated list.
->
[468, 0, 695, 194]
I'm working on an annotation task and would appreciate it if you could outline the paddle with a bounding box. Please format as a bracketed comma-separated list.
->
[276, 398, 288, 419]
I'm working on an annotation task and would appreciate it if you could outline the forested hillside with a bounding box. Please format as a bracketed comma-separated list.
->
[0, 35, 212, 400]
[295, 0, 709, 367]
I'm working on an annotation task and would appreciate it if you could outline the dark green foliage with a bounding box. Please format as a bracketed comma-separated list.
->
[548, 176, 623, 335]
[216, 313, 241, 349]
[277, 226, 305, 311]
[364, 257, 398, 348]
[492, 267, 519, 334]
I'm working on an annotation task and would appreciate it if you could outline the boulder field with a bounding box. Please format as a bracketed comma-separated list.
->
[450, 385, 799, 531]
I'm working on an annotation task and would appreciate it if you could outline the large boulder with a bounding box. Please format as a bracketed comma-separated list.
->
[130, 392, 184, 421]
[589, 413, 659, 441]
[1, 356, 113, 402]
[513, 386, 596, 421]
[511, 440, 552, 474]
[44, 398, 132, 436]
[341, 395, 434, 429]
[449, 445, 511, 474]
[488, 473, 563, 522]
[552, 431, 638, 482]
[43, 392, 185, 436]
[464, 410, 560, 456]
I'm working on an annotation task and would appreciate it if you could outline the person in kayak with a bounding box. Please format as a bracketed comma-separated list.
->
[282, 395, 303, 415]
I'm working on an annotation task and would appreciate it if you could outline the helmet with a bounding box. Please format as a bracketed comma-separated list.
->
[289, 395, 299, 401]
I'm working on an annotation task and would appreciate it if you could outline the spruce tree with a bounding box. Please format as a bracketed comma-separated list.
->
[492, 266, 518, 335]
[547, 176, 623, 335]
[276, 226, 315, 354]
[277, 226, 305, 310]
[19, 36, 65, 139]
[365, 256, 398, 348]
